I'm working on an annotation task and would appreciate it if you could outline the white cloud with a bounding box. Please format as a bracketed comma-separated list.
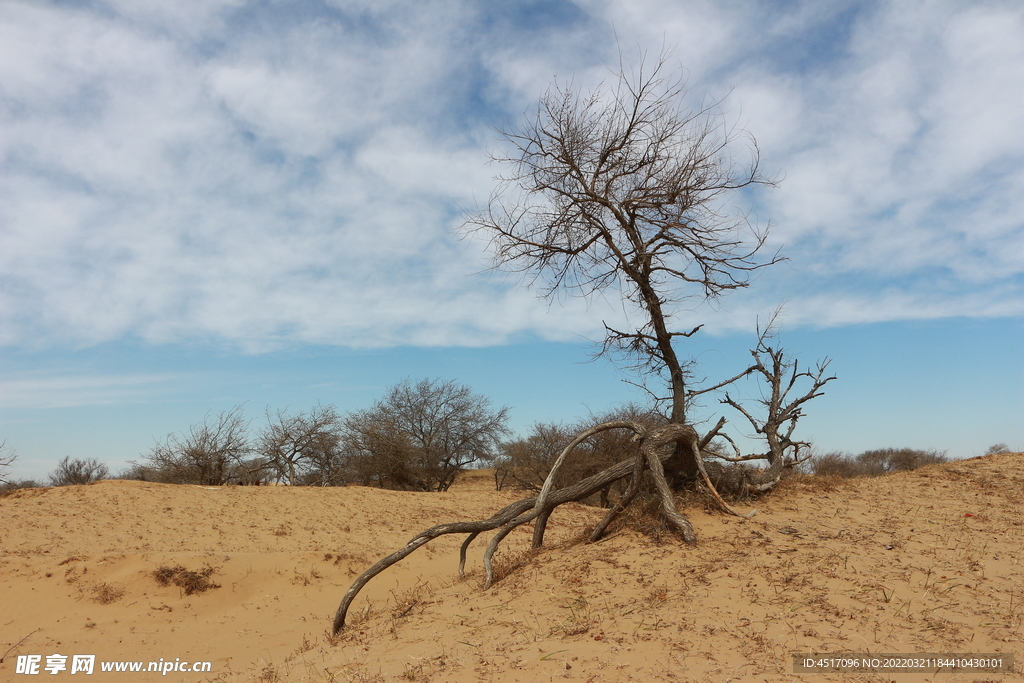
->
[755, 2, 1024, 279]
[0, 0, 1020, 353]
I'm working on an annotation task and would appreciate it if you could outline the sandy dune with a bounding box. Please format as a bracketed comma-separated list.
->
[1, 454, 1021, 682]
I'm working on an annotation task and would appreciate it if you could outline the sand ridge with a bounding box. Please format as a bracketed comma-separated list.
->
[1, 456, 1021, 681]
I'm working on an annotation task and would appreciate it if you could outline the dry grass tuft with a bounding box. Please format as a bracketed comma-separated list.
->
[90, 581, 125, 604]
[152, 564, 221, 595]
[488, 547, 540, 585]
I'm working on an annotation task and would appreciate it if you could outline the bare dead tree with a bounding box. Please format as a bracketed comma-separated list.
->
[259, 404, 343, 485]
[713, 331, 836, 494]
[330, 56, 835, 632]
[460, 52, 783, 523]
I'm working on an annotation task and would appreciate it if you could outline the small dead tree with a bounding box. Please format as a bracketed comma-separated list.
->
[713, 333, 836, 494]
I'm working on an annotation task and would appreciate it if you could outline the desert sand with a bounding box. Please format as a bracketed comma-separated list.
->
[1, 454, 1020, 682]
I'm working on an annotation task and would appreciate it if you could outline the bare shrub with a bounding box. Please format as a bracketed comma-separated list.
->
[496, 422, 572, 492]
[0, 479, 41, 495]
[90, 582, 125, 604]
[876, 448, 948, 472]
[48, 457, 109, 486]
[985, 443, 1010, 455]
[497, 404, 666, 506]
[809, 451, 860, 477]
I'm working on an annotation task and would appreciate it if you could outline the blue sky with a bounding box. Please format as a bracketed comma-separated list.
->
[2, 0, 1022, 481]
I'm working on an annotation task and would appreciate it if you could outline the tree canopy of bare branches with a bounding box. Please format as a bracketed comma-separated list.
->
[259, 404, 344, 485]
[342, 379, 509, 492]
[0, 441, 17, 487]
[464, 53, 780, 428]
[139, 406, 251, 485]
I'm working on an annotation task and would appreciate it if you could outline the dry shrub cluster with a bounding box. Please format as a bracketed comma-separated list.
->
[152, 564, 221, 595]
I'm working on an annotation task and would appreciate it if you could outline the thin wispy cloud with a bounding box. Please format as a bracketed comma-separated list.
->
[0, 373, 181, 410]
[1, 0, 1021, 353]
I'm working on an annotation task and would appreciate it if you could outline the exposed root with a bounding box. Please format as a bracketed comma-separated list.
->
[331, 419, 766, 634]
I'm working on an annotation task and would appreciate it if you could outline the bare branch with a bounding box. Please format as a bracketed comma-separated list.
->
[688, 364, 758, 398]
[0, 441, 17, 487]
